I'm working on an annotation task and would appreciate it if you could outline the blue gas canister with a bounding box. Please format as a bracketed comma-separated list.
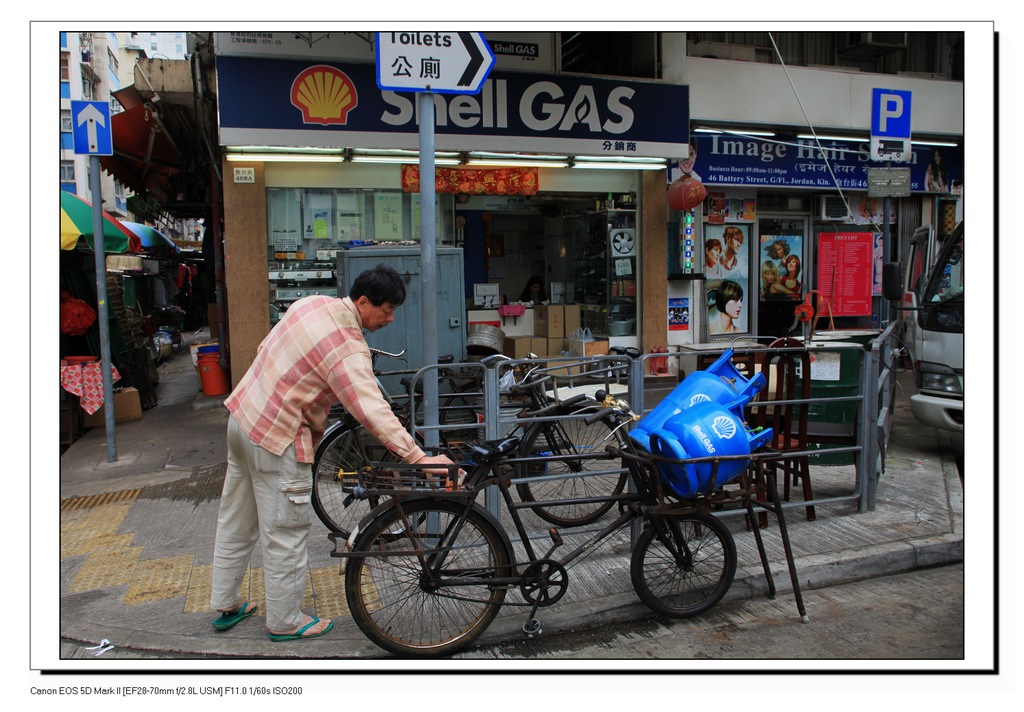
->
[647, 398, 773, 498]
[629, 349, 766, 452]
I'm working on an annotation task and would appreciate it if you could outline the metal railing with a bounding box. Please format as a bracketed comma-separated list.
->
[404, 326, 898, 515]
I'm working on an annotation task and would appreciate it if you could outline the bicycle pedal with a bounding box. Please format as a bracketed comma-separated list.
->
[548, 528, 563, 546]
[522, 619, 542, 637]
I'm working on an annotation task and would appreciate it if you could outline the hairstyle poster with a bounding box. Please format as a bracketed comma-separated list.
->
[705, 224, 750, 336]
[758, 235, 804, 302]
[703, 224, 749, 280]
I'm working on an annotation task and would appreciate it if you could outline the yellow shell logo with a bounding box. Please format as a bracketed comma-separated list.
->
[290, 65, 358, 125]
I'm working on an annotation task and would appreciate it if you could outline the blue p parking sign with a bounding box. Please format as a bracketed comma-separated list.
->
[70, 100, 113, 156]
[870, 88, 912, 162]
[871, 89, 912, 138]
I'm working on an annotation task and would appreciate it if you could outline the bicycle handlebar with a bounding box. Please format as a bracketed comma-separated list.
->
[524, 392, 589, 418]
[584, 407, 618, 425]
[369, 346, 407, 360]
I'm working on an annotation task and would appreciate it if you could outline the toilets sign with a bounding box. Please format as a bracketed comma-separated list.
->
[870, 88, 912, 162]
[376, 32, 495, 95]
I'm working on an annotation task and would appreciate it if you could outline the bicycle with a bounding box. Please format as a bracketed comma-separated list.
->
[311, 346, 479, 537]
[333, 391, 807, 658]
[312, 352, 626, 537]
[433, 351, 636, 528]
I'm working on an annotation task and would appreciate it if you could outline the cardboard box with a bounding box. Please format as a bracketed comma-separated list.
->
[563, 304, 581, 337]
[503, 336, 536, 359]
[534, 305, 565, 339]
[82, 387, 143, 427]
[546, 338, 566, 358]
[567, 337, 610, 359]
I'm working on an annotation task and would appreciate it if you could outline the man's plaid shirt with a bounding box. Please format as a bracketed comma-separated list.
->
[225, 295, 425, 464]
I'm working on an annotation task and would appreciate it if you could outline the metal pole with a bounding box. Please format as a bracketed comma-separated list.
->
[90, 155, 117, 461]
[418, 92, 439, 453]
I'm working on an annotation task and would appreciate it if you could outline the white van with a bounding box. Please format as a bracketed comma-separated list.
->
[896, 221, 964, 433]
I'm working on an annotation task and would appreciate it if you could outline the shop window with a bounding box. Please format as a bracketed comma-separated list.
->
[265, 187, 454, 325]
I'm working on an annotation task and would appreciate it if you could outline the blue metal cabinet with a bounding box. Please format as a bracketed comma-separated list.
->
[336, 247, 466, 395]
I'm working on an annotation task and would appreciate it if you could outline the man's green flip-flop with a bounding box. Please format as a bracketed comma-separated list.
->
[212, 602, 257, 630]
[268, 616, 334, 642]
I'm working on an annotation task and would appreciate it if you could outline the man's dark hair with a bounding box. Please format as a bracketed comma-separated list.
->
[350, 263, 406, 306]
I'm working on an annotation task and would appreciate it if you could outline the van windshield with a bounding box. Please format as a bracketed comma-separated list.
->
[924, 234, 964, 305]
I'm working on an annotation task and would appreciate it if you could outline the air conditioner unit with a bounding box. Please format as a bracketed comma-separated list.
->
[819, 196, 852, 221]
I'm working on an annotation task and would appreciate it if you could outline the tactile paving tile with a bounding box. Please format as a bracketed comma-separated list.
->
[70, 547, 142, 592]
[60, 501, 137, 557]
[184, 563, 213, 614]
[309, 564, 349, 619]
[124, 554, 194, 605]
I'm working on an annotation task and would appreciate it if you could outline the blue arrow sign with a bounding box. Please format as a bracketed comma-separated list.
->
[71, 100, 113, 156]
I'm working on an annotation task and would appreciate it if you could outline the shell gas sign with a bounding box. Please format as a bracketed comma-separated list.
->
[290, 65, 359, 125]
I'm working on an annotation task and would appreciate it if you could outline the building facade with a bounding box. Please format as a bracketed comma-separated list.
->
[92, 30, 968, 384]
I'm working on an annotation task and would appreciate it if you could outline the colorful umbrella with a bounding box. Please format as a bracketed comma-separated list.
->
[60, 191, 141, 253]
[122, 221, 180, 253]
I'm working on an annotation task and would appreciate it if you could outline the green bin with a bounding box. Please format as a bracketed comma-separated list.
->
[799, 330, 879, 464]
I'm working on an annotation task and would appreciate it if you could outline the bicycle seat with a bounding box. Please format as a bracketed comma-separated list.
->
[462, 437, 521, 462]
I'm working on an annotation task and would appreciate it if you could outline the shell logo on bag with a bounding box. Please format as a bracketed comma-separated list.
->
[290, 65, 358, 125]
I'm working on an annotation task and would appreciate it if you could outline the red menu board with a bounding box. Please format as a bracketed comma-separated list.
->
[816, 233, 874, 316]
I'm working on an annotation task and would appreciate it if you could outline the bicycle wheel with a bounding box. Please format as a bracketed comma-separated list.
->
[630, 513, 737, 618]
[515, 411, 628, 527]
[438, 389, 483, 450]
[311, 421, 396, 537]
[346, 499, 511, 657]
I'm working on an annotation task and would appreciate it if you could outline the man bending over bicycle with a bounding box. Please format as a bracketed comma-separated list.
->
[210, 263, 457, 643]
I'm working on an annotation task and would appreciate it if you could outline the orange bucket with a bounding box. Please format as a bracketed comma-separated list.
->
[197, 352, 230, 396]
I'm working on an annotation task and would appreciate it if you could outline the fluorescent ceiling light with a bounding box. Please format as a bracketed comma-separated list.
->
[225, 153, 346, 162]
[796, 134, 868, 142]
[573, 161, 665, 171]
[911, 139, 958, 147]
[228, 146, 342, 154]
[354, 148, 461, 158]
[694, 128, 775, 137]
[466, 159, 569, 168]
[574, 155, 667, 164]
[469, 151, 569, 161]
[351, 155, 460, 165]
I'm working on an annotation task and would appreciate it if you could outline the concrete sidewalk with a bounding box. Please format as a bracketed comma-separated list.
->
[57, 329, 964, 661]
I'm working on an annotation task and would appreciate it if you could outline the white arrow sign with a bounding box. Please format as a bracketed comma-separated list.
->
[375, 31, 495, 94]
[70, 100, 113, 155]
[77, 103, 107, 152]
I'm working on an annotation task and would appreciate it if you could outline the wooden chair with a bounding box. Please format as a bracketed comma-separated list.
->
[753, 337, 816, 521]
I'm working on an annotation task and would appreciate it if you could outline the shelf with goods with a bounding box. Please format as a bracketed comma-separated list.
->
[265, 187, 455, 326]
[568, 209, 637, 338]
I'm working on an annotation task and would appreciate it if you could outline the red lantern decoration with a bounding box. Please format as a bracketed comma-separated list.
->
[667, 174, 707, 211]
